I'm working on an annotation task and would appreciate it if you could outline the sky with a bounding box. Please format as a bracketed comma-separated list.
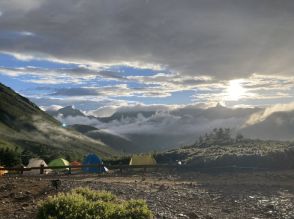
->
[1, 0, 294, 115]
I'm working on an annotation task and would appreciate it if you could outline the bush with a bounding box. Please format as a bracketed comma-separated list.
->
[37, 188, 153, 219]
[123, 200, 154, 219]
[72, 187, 116, 202]
[0, 147, 21, 167]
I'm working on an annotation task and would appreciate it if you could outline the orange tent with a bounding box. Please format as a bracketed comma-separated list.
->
[0, 166, 8, 176]
[70, 161, 81, 171]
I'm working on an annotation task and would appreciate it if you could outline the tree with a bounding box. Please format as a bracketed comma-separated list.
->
[236, 133, 244, 142]
[0, 147, 21, 167]
[224, 128, 232, 141]
[196, 128, 234, 147]
[198, 135, 203, 144]
[21, 149, 36, 165]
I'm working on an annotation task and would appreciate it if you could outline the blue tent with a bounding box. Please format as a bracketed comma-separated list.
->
[82, 154, 105, 173]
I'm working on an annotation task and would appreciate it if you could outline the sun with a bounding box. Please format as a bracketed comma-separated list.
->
[226, 79, 245, 101]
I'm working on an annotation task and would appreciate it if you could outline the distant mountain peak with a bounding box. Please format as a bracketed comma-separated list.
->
[215, 102, 226, 108]
[47, 105, 85, 117]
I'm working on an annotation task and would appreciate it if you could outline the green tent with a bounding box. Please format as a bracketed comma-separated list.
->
[48, 158, 69, 172]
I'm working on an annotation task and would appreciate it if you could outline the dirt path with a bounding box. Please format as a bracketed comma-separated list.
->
[0, 171, 294, 219]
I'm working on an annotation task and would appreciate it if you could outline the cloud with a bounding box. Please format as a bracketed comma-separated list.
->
[0, 66, 125, 83]
[56, 104, 252, 137]
[86, 103, 214, 119]
[245, 102, 294, 125]
[55, 114, 102, 127]
[86, 103, 181, 117]
[40, 104, 63, 111]
[49, 103, 264, 151]
[30, 96, 135, 111]
[53, 87, 101, 96]
[48, 102, 294, 146]
[30, 115, 105, 146]
[0, 65, 214, 99]
[116, 104, 177, 113]
[1, 0, 294, 110]
[1, 0, 294, 79]
[0, 0, 45, 13]
[87, 106, 120, 118]
[127, 73, 213, 90]
[6, 65, 292, 110]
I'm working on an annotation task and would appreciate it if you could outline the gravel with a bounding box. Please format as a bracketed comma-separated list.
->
[0, 171, 294, 219]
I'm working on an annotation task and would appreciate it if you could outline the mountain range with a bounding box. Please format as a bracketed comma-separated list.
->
[47, 101, 294, 153]
[2, 82, 294, 157]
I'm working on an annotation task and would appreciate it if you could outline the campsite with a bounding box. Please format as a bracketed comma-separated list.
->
[1, 153, 294, 218]
[1, 128, 294, 219]
[2, 0, 294, 218]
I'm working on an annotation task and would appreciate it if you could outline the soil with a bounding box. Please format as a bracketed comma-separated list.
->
[0, 170, 294, 219]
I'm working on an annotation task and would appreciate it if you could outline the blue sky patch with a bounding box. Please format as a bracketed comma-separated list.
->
[0, 53, 76, 69]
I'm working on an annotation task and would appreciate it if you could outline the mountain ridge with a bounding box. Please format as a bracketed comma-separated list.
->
[0, 83, 115, 160]
[46, 102, 294, 153]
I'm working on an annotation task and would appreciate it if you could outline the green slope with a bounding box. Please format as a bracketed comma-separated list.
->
[68, 124, 137, 153]
[0, 83, 116, 160]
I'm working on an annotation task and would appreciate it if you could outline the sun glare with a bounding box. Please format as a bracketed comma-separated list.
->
[226, 79, 245, 101]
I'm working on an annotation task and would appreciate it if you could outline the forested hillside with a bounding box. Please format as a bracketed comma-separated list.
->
[0, 83, 115, 166]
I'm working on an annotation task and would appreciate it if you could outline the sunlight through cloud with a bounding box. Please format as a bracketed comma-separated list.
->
[225, 79, 246, 101]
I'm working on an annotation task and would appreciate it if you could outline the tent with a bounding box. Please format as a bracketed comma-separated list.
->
[82, 154, 106, 173]
[26, 158, 50, 174]
[48, 158, 69, 172]
[70, 161, 81, 166]
[129, 154, 157, 165]
[70, 161, 82, 171]
[0, 166, 8, 176]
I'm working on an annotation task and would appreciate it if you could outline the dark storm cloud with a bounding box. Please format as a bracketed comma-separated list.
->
[1, 0, 294, 79]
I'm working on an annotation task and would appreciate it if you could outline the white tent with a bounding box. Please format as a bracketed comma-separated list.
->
[26, 158, 51, 174]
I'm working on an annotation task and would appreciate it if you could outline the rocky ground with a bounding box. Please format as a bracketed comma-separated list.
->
[0, 170, 294, 219]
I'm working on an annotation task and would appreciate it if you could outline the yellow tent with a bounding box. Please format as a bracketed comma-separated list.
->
[0, 166, 8, 176]
[129, 154, 156, 165]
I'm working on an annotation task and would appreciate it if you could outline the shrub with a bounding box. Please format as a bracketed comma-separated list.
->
[123, 200, 154, 219]
[37, 187, 153, 219]
[72, 187, 116, 202]
[0, 147, 21, 167]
